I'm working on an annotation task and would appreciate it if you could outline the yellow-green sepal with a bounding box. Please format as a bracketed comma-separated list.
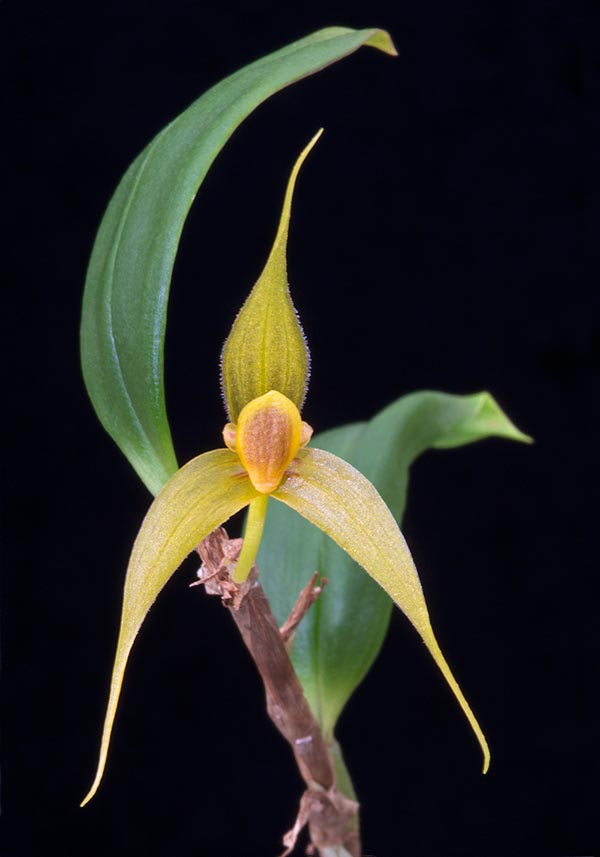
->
[273, 447, 490, 773]
[81, 449, 258, 806]
[220, 132, 321, 421]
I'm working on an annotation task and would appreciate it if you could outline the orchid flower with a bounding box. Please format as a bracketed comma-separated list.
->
[81, 130, 489, 807]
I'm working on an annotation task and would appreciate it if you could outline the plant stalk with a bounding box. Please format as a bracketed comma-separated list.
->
[196, 528, 361, 857]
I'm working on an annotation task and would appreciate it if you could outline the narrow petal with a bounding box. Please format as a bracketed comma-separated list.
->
[273, 448, 490, 772]
[220, 132, 321, 421]
[81, 449, 258, 806]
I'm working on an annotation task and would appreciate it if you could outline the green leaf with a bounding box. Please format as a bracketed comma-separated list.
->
[258, 391, 531, 740]
[80, 27, 397, 496]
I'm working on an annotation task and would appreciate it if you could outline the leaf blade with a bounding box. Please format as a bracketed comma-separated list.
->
[80, 27, 397, 495]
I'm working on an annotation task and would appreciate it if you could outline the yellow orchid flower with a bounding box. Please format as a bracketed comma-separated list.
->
[81, 130, 489, 807]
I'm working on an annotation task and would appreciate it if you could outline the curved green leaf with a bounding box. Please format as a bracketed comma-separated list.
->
[258, 391, 530, 740]
[80, 27, 396, 496]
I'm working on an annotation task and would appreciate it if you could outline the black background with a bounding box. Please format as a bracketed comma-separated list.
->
[2, 1, 599, 855]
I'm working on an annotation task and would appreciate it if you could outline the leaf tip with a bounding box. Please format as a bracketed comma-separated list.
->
[364, 29, 398, 57]
[480, 393, 533, 445]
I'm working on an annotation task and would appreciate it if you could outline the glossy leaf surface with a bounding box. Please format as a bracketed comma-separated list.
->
[258, 391, 531, 740]
[81, 450, 258, 805]
[80, 27, 396, 496]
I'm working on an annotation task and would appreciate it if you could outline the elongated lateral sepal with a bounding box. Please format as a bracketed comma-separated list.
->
[81, 450, 258, 806]
[273, 447, 490, 772]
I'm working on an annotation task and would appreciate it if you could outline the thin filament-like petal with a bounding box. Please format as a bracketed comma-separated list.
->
[81, 449, 258, 806]
[273, 447, 490, 772]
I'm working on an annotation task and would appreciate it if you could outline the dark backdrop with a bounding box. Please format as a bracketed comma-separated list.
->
[2, 1, 598, 855]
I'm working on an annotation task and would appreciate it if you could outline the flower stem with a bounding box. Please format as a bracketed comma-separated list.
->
[329, 739, 358, 802]
[197, 529, 362, 856]
[233, 494, 269, 582]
